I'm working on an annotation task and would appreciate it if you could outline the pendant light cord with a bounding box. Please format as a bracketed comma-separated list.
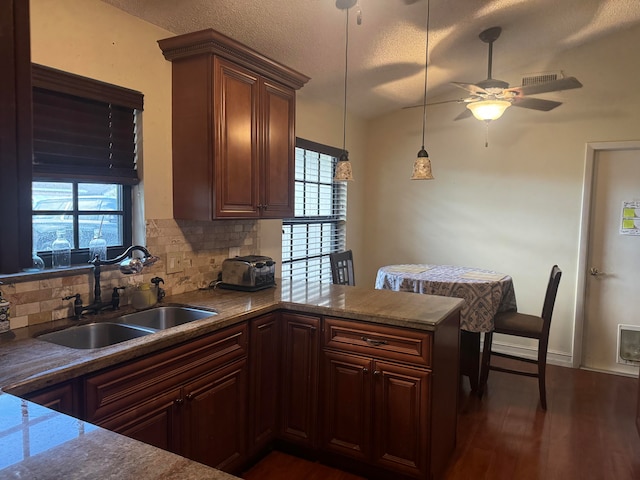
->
[421, 0, 430, 149]
[342, 8, 349, 154]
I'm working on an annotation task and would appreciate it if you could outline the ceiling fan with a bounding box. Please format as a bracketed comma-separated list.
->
[434, 26, 583, 121]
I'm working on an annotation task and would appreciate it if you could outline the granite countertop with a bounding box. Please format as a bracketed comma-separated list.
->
[0, 392, 239, 479]
[0, 281, 464, 479]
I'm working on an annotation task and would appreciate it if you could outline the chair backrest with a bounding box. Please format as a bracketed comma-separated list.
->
[330, 250, 355, 286]
[540, 265, 562, 334]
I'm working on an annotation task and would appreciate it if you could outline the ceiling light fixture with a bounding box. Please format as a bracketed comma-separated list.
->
[334, 0, 355, 182]
[466, 99, 511, 121]
[411, 0, 434, 180]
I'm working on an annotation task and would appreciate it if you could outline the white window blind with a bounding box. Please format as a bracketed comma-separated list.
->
[282, 138, 347, 283]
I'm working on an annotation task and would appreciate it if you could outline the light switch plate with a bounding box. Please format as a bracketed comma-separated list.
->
[166, 252, 183, 274]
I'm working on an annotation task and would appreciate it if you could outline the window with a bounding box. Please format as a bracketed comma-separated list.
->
[282, 138, 347, 283]
[30, 64, 142, 266]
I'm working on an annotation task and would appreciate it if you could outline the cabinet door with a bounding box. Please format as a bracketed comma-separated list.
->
[321, 350, 372, 462]
[24, 381, 77, 417]
[99, 388, 181, 454]
[373, 360, 430, 478]
[280, 312, 320, 448]
[183, 357, 248, 473]
[249, 312, 281, 455]
[214, 57, 260, 218]
[260, 80, 295, 218]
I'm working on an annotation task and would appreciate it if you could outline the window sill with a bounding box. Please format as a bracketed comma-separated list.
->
[0, 264, 117, 283]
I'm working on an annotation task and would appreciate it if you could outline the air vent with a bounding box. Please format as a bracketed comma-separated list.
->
[521, 71, 561, 86]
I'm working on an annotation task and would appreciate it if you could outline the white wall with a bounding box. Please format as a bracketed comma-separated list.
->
[363, 24, 640, 366]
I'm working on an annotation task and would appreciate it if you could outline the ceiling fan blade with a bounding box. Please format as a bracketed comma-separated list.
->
[511, 97, 562, 111]
[451, 82, 489, 96]
[454, 108, 473, 121]
[508, 76, 583, 96]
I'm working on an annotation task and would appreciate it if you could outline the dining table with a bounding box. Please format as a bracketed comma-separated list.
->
[375, 264, 517, 391]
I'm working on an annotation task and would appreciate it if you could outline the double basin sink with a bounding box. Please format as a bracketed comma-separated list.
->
[37, 306, 216, 349]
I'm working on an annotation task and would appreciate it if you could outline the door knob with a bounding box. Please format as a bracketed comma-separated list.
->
[589, 267, 605, 276]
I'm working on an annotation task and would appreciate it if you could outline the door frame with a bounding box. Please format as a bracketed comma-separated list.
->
[574, 140, 640, 368]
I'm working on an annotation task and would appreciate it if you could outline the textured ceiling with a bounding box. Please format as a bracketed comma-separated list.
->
[101, 0, 640, 119]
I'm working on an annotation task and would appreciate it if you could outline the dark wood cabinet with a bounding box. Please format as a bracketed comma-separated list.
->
[636, 372, 640, 437]
[280, 312, 320, 448]
[373, 360, 430, 477]
[183, 357, 248, 473]
[24, 381, 78, 417]
[22, 306, 459, 479]
[83, 323, 248, 472]
[249, 312, 281, 456]
[321, 315, 456, 480]
[99, 388, 181, 453]
[321, 350, 372, 462]
[158, 29, 308, 220]
[0, 0, 33, 272]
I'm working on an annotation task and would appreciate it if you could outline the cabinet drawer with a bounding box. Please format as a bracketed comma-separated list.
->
[85, 322, 247, 423]
[323, 317, 432, 367]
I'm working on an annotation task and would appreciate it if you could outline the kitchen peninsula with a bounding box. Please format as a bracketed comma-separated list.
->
[0, 283, 463, 480]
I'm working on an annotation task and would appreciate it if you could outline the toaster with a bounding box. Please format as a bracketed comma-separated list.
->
[220, 255, 276, 291]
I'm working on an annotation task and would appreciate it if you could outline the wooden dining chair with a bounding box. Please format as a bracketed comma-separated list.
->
[478, 265, 562, 410]
[329, 250, 355, 286]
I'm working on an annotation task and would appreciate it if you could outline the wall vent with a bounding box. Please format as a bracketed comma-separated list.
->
[617, 324, 640, 365]
[521, 71, 561, 86]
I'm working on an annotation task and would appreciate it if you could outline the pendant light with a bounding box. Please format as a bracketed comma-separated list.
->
[411, 0, 434, 180]
[334, 1, 355, 182]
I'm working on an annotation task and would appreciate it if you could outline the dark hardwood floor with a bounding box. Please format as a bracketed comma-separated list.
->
[242, 363, 640, 480]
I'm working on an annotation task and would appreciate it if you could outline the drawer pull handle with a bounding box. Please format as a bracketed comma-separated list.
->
[361, 336, 388, 347]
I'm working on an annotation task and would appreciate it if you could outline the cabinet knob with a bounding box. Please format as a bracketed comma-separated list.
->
[363, 368, 369, 374]
[174, 398, 184, 405]
[373, 370, 381, 376]
[186, 393, 195, 401]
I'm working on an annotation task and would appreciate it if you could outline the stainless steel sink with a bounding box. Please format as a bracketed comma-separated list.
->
[37, 322, 155, 349]
[115, 306, 216, 330]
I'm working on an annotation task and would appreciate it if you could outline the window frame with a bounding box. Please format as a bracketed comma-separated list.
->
[32, 181, 132, 265]
[282, 138, 347, 283]
[29, 64, 141, 267]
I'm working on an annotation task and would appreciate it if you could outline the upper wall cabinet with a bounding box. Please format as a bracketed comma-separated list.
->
[159, 29, 309, 220]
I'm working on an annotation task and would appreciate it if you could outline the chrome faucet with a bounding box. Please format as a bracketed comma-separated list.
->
[63, 245, 159, 319]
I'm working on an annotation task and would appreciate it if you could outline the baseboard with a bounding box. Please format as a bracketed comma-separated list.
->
[487, 340, 573, 368]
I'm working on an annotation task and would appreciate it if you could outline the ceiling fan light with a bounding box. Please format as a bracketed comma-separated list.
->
[467, 100, 511, 121]
[411, 149, 434, 180]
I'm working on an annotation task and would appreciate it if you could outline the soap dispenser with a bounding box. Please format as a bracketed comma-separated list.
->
[0, 282, 10, 333]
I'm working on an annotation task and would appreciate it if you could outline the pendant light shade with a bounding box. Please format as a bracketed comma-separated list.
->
[334, 152, 354, 181]
[411, 0, 434, 180]
[467, 99, 511, 121]
[411, 148, 434, 180]
[334, 6, 354, 182]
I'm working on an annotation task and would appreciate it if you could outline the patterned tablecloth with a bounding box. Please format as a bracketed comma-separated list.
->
[375, 264, 517, 332]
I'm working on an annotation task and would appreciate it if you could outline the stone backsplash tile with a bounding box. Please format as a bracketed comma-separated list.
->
[2, 218, 259, 328]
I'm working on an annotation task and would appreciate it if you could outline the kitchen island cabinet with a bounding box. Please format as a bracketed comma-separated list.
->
[248, 312, 282, 457]
[1, 283, 463, 479]
[321, 316, 456, 480]
[23, 379, 79, 417]
[158, 29, 309, 220]
[83, 322, 248, 471]
[280, 312, 321, 449]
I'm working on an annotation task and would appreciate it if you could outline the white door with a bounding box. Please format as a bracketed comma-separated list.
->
[578, 142, 640, 375]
